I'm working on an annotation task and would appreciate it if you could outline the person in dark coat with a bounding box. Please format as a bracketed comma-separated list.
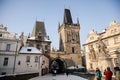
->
[95, 68, 102, 80]
[66, 70, 69, 76]
[104, 67, 113, 80]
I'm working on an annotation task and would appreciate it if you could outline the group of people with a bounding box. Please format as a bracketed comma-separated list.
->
[95, 67, 120, 80]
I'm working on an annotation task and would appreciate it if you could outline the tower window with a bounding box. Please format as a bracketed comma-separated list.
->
[45, 45, 48, 50]
[72, 47, 75, 53]
[36, 44, 40, 49]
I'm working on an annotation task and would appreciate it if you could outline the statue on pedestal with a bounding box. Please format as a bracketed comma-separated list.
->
[89, 46, 96, 59]
[97, 37, 109, 57]
[19, 32, 24, 46]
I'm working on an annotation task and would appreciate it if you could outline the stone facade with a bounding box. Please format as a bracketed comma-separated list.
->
[26, 21, 51, 55]
[50, 9, 82, 68]
[83, 21, 120, 73]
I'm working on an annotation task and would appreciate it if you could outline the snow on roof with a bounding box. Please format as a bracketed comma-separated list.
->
[19, 47, 42, 54]
[28, 37, 35, 40]
[44, 37, 51, 42]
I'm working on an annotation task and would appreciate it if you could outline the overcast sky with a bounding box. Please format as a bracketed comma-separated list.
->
[0, 0, 120, 49]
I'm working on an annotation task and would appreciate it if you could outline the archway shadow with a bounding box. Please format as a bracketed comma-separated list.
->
[50, 58, 67, 74]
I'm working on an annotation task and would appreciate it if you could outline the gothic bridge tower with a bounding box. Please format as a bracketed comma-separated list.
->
[50, 9, 82, 73]
[58, 9, 81, 54]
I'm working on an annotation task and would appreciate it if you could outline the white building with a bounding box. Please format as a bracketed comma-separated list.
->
[0, 24, 21, 75]
[0, 24, 49, 76]
[17, 47, 49, 76]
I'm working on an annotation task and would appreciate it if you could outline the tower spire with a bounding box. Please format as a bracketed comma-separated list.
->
[77, 17, 80, 25]
[63, 9, 73, 24]
[58, 22, 60, 29]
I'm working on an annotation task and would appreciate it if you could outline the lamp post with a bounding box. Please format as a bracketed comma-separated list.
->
[13, 40, 18, 74]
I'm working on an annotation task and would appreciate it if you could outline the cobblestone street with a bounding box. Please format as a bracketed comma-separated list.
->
[29, 74, 87, 80]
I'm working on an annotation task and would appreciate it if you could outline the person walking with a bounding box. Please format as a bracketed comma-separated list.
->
[95, 68, 102, 80]
[54, 70, 57, 76]
[104, 67, 113, 80]
[66, 70, 69, 77]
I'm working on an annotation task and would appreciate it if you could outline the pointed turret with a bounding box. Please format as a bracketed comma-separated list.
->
[77, 17, 80, 25]
[58, 22, 60, 29]
[31, 21, 46, 37]
[63, 9, 73, 24]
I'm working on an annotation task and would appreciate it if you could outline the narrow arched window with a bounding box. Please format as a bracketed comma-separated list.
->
[72, 47, 75, 53]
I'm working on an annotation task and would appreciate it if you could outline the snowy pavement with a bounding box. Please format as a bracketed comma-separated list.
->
[29, 74, 88, 80]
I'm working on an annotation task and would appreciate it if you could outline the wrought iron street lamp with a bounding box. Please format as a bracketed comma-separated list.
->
[13, 40, 18, 74]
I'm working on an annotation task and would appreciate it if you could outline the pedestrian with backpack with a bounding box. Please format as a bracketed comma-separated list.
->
[95, 68, 102, 80]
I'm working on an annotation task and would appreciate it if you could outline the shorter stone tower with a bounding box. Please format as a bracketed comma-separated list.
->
[27, 21, 51, 54]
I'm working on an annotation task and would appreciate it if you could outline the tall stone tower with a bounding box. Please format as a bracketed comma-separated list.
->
[50, 9, 82, 73]
[58, 9, 81, 54]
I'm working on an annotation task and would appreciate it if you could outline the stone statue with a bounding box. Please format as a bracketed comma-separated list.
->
[97, 37, 108, 57]
[89, 46, 96, 59]
[19, 32, 24, 46]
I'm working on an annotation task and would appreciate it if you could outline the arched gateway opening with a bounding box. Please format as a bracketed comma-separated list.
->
[50, 58, 66, 74]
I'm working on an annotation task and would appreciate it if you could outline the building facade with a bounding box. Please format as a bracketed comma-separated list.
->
[0, 24, 49, 75]
[0, 24, 21, 75]
[18, 47, 49, 76]
[83, 21, 120, 73]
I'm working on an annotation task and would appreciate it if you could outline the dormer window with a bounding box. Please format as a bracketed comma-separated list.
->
[27, 49, 31, 51]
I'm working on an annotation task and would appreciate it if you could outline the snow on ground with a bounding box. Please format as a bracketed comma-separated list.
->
[29, 74, 88, 80]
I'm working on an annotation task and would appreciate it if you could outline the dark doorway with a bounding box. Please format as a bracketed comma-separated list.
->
[51, 58, 66, 74]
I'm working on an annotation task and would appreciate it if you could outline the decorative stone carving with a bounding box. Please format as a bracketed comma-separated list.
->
[19, 32, 24, 46]
[89, 46, 96, 59]
[97, 37, 109, 57]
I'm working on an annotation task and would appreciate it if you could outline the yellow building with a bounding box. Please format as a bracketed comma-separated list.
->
[83, 21, 120, 72]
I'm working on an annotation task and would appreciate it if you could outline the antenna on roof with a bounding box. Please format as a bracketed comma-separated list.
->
[68, 6, 71, 10]
[36, 17, 37, 22]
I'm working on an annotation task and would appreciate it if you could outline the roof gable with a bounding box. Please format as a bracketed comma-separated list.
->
[85, 29, 99, 44]
[19, 47, 42, 54]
